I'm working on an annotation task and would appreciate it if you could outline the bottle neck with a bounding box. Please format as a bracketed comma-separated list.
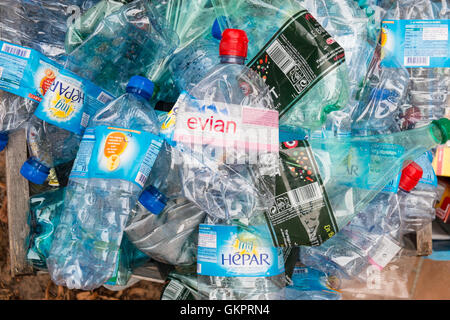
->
[220, 55, 246, 65]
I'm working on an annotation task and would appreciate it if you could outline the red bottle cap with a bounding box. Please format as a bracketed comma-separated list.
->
[399, 161, 423, 192]
[219, 29, 248, 58]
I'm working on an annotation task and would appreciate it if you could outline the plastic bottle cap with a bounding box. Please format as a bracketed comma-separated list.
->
[432, 118, 450, 144]
[399, 161, 423, 192]
[219, 29, 248, 58]
[138, 185, 168, 215]
[212, 16, 227, 40]
[0, 132, 8, 152]
[126, 76, 155, 101]
[20, 157, 51, 185]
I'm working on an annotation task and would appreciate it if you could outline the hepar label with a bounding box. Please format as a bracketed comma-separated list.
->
[197, 224, 285, 277]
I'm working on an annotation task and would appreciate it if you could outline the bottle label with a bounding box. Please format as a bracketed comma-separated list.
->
[247, 10, 346, 117]
[368, 236, 402, 270]
[173, 93, 279, 154]
[0, 41, 62, 102]
[380, 19, 450, 68]
[70, 125, 163, 188]
[197, 224, 285, 278]
[34, 69, 115, 135]
[264, 140, 338, 247]
[332, 141, 404, 193]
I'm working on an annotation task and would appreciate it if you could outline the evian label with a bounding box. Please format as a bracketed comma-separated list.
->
[197, 224, 285, 277]
[172, 93, 279, 158]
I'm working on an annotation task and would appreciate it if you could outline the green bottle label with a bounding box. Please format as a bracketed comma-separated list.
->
[265, 140, 338, 247]
[247, 10, 346, 117]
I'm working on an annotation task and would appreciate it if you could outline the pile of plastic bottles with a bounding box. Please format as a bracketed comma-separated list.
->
[0, 0, 448, 299]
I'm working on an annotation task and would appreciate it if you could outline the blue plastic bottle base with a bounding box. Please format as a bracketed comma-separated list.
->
[139, 185, 167, 215]
[20, 157, 51, 185]
[0, 132, 8, 152]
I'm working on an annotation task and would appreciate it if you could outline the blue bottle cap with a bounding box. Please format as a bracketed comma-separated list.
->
[0, 132, 8, 152]
[20, 157, 51, 185]
[126, 76, 155, 101]
[212, 16, 227, 40]
[138, 185, 167, 215]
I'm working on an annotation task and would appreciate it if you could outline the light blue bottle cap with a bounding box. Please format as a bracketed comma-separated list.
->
[139, 185, 167, 215]
[212, 16, 227, 40]
[20, 157, 51, 185]
[0, 132, 8, 152]
[126, 76, 155, 101]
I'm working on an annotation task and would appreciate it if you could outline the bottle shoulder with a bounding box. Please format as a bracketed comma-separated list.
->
[90, 94, 160, 134]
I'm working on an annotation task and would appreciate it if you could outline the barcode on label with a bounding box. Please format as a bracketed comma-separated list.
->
[267, 40, 295, 74]
[81, 113, 90, 128]
[135, 172, 147, 187]
[404, 56, 430, 66]
[162, 280, 185, 300]
[1, 43, 31, 58]
[287, 182, 323, 206]
[97, 91, 113, 104]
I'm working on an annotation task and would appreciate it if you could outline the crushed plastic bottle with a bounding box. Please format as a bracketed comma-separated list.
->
[166, 17, 224, 96]
[269, 118, 450, 249]
[26, 187, 150, 287]
[197, 222, 287, 300]
[326, 43, 410, 137]
[47, 76, 164, 290]
[212, 0, 350, 131]
[65, 0, 131, 54]
[296, 0, 376, 100]
[297, 159, 442, 281]
[64, 0, 179, 97]
[382, 0, 449, 129]
[124, 186, 207, 266]
[167, 29, 278, 223]
[20, 69, 115, 185]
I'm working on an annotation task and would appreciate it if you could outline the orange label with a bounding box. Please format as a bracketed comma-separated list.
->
[104, 132, 128, 157]
[40, 69, 56, 96]
[104, 132, 128, 171]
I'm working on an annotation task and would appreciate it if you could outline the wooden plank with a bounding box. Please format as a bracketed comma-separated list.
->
[5, 128, 33, 276]
[416, 222, 433, 256]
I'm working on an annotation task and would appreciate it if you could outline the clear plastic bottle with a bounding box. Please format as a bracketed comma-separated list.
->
[167, 17, 224, 94]
[0, 0, 99, 151]
[385, 0, 449, 129]
[307, 117, 450, 230]
[212, 0, 350, 131]
[171, 28, 277, 223]
[47, 76, 163, 290]
[124, 186, 207, 266]
[64, 0, 179, 97]
[20, 69, 114, 185]
[298, 159, 441, 281]
[297, 0, 375, 100]
[196, 222, 287, 300]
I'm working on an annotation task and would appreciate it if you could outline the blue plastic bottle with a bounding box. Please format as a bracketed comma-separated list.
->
[46, 76, 163, 290]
